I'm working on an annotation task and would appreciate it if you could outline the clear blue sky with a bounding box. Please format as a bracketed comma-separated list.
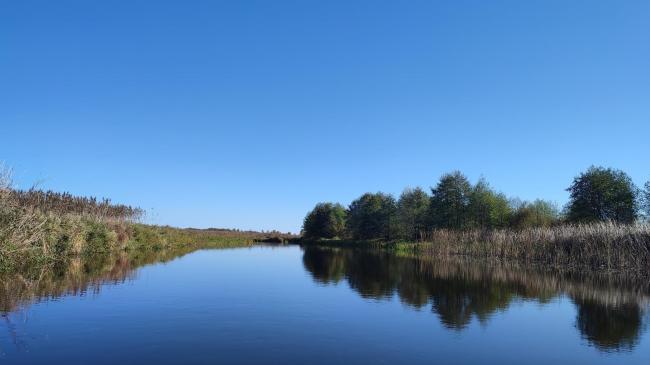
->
[1, 1, 649, 233]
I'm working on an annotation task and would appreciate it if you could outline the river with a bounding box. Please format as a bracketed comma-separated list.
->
[1, 245, 648, 364]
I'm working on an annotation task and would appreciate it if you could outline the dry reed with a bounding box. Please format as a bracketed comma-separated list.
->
[416, 222, 650, 271]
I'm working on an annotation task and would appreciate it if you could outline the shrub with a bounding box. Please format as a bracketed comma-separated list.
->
[83, 221, 118, 255]
[510, 200, 559, 229]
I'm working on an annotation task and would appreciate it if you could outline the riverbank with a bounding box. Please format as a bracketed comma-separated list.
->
[0, 184, 291, 272]
[298, 222, 650, 273]
[0, 218, 270, 272]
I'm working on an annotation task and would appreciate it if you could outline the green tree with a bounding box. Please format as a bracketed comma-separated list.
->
[302, 202, 347, 239]
[467, 178, 512, 229]
[510, 199, 559, 229]
[642, 181, 650, 219]
[429, 171, 472, 229]
[396, 187, 430, 240]
[347, 192, 397, 240]
[566, 166, 638, 224]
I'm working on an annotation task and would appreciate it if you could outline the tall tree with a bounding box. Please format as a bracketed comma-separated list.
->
[429, 171, 472, 229]
[396, 187, 430, 240]
[566, 166, 638, 224]
[347, 192, 397, 240]
[302, 202, 347, 239]
[467, 178, 512, 229]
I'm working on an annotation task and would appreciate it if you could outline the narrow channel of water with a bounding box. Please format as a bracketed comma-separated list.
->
[1, 245, 648, 364]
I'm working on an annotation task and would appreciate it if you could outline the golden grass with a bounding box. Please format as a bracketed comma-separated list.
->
[414, 222, 650, 270]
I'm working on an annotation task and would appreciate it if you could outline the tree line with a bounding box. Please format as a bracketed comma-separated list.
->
[302, 166, 650, 240]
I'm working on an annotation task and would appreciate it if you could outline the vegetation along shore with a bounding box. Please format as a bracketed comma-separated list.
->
[3, 163, 649, 273]
[301, 166, 650, 271]
[0, 165, 293, 272]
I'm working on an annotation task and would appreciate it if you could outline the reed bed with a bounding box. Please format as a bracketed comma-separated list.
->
[415, 222, 650, 271]
[6, 189, 143, 221]
[0, 165, 284, 271]
[0, 177, 138, 268]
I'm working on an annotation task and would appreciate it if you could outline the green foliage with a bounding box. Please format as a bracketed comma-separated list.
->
[429, 171, 472, 229]
[510, 199, 559, 229]
[127, 224, 260, 250]
[396, 187, 430, 240]
[566, 166, 638, 224]
[467, 178, 512, 229]
[642, 181, 650, 219]
[301, 168, 647, 243]
[307, 171, 568, 242]
[83, 221, 118, 255]
[347, 192, 397, 240]
[302, 202, 347, 239]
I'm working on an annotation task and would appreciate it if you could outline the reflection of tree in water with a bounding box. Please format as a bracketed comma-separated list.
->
[427, 277, 517, 329]
[302, 247, 346, 284]
[574, 298, 644, 351]
[345, 252, 401, 299]
[301, 246, 649, 349]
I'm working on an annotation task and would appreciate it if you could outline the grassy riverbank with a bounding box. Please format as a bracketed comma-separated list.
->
[299, 222, 650, 272]
[0, 181, 289, 272]
[0, 216, 262, 272]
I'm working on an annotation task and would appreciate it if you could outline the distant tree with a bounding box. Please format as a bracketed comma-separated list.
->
[642, 181, 650, 219]
[510, 199, 559, 229]
[566, 166, 638, 224]
[429, 171, 472, 229]
[302, 202, 347, 239]
[347, 192, 397, 240]
[396, 187, 430, 240]
[467, 178, 512, 229]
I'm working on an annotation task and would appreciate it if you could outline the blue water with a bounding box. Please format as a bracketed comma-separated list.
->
[1, 245, 648, 364]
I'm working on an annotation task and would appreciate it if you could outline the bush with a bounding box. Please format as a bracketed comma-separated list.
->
[510, 200, 559, 229]
[83, 221, 118, 255]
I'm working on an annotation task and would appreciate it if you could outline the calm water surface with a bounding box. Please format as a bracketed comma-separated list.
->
[1, 245, 649, 364]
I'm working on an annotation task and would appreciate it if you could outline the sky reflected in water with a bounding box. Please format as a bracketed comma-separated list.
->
[1, 245, 649, 364]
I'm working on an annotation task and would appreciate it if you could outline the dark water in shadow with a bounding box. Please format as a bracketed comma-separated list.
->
[1, 245, 648, 364]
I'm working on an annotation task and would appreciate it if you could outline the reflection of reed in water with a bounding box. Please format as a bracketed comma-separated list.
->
[302, 246, 649, 352]
[1, 312, 27, 353]
[0, 246, 201, 313]
[409, 256, 650, 309]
